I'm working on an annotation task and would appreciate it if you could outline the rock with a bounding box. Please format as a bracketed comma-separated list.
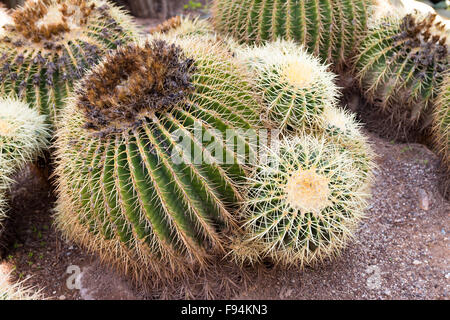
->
[413, 260, 422, 265]
[59, 295, 66, 300]
[417, 189, 430, 211]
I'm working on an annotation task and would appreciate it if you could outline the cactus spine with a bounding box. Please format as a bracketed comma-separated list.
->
[212, 0, 373, 69]
[55, 36, 263, 281]
[432, 73, 449, 195]
[236, 40, 339, 133]
[355, 13, 449, 131]
[233, 135, 370, 266]
[0, 0, 139, 130]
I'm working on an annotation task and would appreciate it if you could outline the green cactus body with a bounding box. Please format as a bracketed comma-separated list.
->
[55, 37, 263, 280]
[355, 13, 449, 130]
[236, 40, 339, 133]
[0, 97, 50, 234]
[0, 0, 139, 130]
[433, 73, 449, 193]
[233, 135, 370, 266]
[212, 0, 372, 69]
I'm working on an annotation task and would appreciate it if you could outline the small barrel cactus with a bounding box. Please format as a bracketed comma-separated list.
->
[1, 271, 43, 300]
[355, 13, 449, 131]
[212, 0, 373, 69]
[0, 96, 50, 187]
[55, 36, 263, 281]
[236, 40, 339, 133]
[320, 105, 375, 189]
[0, 96, 50, 237]
[432, 73, 449, 196]
[233, 135, 370, 266]
[0, 0, 139, 130]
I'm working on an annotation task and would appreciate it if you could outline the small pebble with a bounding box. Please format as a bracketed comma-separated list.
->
[413, 260, 422, 265]
[59, 295, 66, 300]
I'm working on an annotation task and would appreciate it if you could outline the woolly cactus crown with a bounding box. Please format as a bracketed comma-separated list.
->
[0, 0, 139, 129]
[236, 40, 339, 132]
[233, 135, 370, 266]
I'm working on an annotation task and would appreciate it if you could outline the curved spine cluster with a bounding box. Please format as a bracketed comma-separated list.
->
[0, 0, 139, 130]
[212, 0, 373, 69]
[54, 36, 263, 281]
[236, 40, 339, 133]
[233, 135, 369, 266]
[355, 13, 449, 131]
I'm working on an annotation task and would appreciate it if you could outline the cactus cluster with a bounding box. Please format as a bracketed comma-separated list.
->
[355, 13, 449, 131]
[54, 36, 263, 281]
[236, 40, 339, 133]
[233, 135, 369, 266]
[0, 0, 139, 130]
[212, 0, 373, 69]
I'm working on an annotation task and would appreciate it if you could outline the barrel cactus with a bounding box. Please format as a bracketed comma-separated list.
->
[0, 96, 50, 187]
[320, 105, 375, 189]
[236, 40, 339, 133]
[432, 73, 449, 196]
[232, 135, 370, 266]
[0, 0, 139, 130]
[212, 0, 373, 69]
[355, 13, 449, 131]
[54, 36, 263, 281]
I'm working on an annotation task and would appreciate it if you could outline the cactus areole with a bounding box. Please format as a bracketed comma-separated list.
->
[0, 0, 138, 129]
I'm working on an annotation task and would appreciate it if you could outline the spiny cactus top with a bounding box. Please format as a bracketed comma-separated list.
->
[236, 40, 339, 133]
[0, 0, 139, 129]
[356, 13, 449, 128]
[55, 36, 263, 281]
[233, 135, 370, 266]
[212, 0, 373, 70]
[0, 96, 50, 188]
[433, 73, 449, 174]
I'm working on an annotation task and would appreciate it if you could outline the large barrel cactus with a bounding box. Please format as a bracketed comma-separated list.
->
[212, 0, 373, 69]
[55, 36, 263, 281]
[232, 135, 370, 266]
[355, 13, 449, 131]
[433, 73, 449, 196]
[0, 0, 139, 130]
[236, 40, 339, 133]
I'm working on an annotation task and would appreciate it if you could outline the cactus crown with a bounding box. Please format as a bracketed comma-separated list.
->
[77, 40, 195, 134]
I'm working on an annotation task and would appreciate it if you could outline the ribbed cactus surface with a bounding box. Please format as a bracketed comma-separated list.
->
[55, 36, 263, 280]
[355, 13, 449, 129]
[236, 40, 339, 133]
[212, 0, 372, 69]
[0, 0, 138, 130]
[233, 135, 370, 266]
